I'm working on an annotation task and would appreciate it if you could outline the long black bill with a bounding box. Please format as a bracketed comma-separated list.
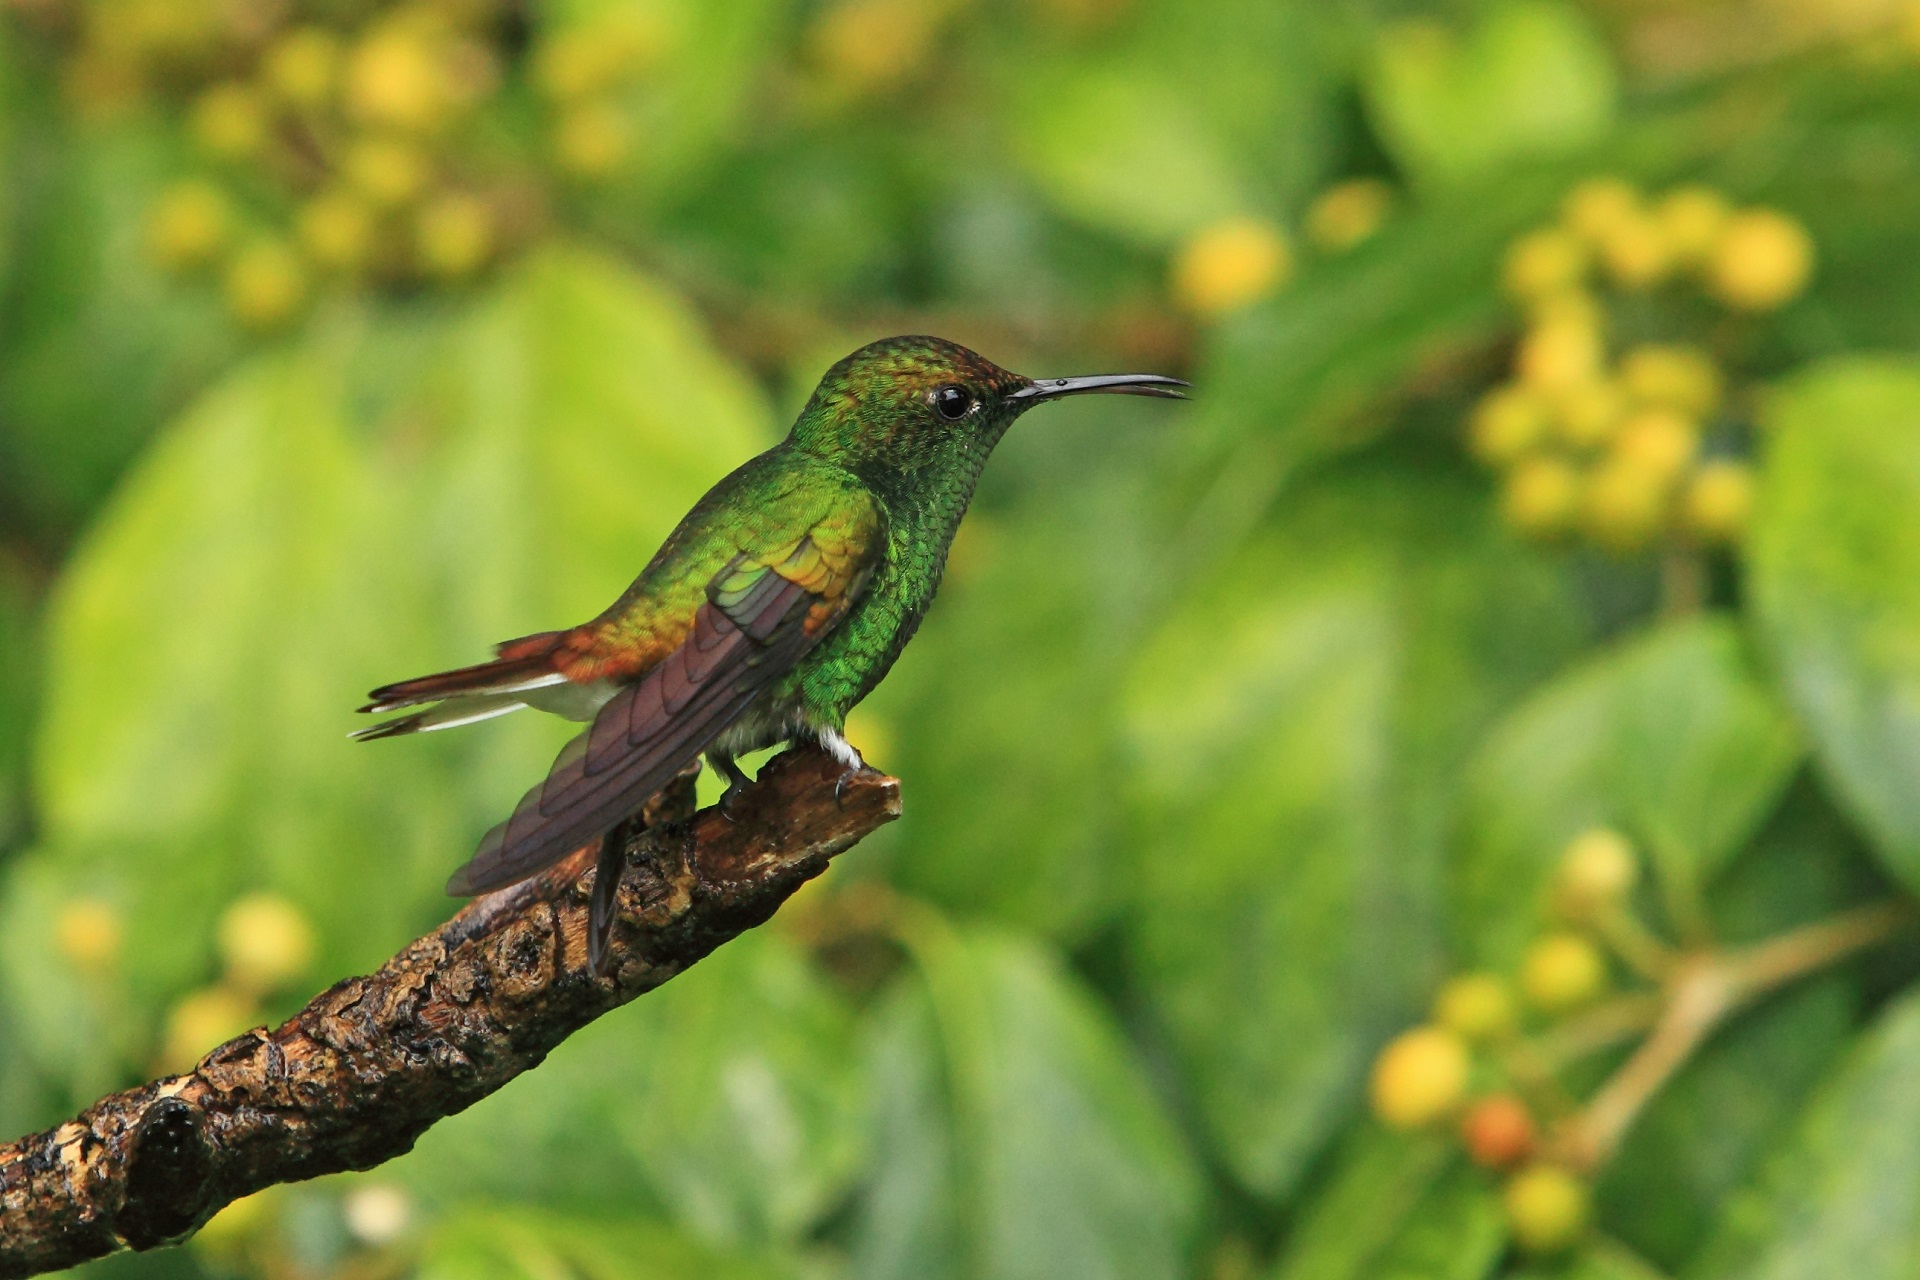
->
[1010, 373, 1190, 402]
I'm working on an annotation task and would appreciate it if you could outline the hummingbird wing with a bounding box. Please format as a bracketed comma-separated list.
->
[443, 482, 884, 897]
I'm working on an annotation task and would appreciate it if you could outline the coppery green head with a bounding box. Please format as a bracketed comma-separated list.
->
[788, 336, 1186, 478]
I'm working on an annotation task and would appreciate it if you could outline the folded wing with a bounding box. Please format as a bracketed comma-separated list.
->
[445, 496, 881, 896]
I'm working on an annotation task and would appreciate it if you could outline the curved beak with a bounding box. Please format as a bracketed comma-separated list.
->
[1010, 373, 1190, 402]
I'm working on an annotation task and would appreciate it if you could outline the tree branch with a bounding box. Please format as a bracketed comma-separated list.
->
[0, 746, 900, 1280]
[1557, 900, 1915, 1171]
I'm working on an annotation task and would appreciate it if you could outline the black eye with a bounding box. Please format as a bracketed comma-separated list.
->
[932, 384, 974, 420]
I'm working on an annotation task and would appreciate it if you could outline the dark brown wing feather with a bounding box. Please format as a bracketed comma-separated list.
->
[444, 563, 823, 896]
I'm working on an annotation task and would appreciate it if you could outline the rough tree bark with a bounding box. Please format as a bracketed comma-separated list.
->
[0, 747, 899, 1280]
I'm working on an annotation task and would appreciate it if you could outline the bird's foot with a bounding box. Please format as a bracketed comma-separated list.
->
[818, 728, 867, 805]
[709, 750, 753, 822]
[588, 819, 630, 978]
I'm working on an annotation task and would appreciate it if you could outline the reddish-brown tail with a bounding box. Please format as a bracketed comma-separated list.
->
[354, 631, 573, 740]
[360, 650, 554, 712]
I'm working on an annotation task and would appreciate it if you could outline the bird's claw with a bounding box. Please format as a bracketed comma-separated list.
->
[817, 729, 866, 808]
[833, 762, 870, 806]
[588, 819, 630, 979]
[709, 751, 752, 823]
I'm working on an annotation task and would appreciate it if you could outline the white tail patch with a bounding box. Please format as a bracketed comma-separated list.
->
[351, 694, 530, 740]
[478, 671, 570, 697]
[363, 669, 571, 716]
[410, 696, 531, 733]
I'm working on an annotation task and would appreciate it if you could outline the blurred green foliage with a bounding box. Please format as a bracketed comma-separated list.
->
[7, 0, 1920, 1278]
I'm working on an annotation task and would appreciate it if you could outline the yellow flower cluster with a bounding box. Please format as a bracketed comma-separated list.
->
[1167, 178, 1398, 319]
[809, 0, 947, 97]
[1472, 178, 1815, 555]
[43, 0, 657, 330]
[533, 12, 665, 177]
[123, 3, 508, 328]
[56, 886, 318, 1074]
[1305, 178, 1395, 255]
[1366, 827, 1650, 1255]
[1171, 216, 1295, 317]
[54, 896, 124, 975]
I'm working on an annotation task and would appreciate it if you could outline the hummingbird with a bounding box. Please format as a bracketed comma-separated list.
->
[355, 336, 1187, 970]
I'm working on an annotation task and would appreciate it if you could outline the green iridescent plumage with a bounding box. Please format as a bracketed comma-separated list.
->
[356, 335, 1185, 967]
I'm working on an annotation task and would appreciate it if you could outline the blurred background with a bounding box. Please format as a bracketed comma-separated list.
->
[6, 0, 1920, 1276]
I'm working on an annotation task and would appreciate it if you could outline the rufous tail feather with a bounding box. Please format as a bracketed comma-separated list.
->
[355, 632, 571, 739]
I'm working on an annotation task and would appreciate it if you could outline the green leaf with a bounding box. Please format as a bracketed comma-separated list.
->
[1010, 65, 1246, 246]
[1125, 462, 1581, 1197]
[21, 334, 439, 1014]
[1363, 1, 1617, 189]
[401, 930, 864, 1246]
[0, 857, 158, 1103]
[0, 118, 238, 538]
[0, 993, 51, 1146]
[1513, 1238, 1673, 1280]
[417, 1206, 805, 1280]
[1689, 984, 1920, 1280]
[851, 916, 1202, 1280]
[868, 519, 1126, 937]
[1454, 616, 1802, 963]
[0, 560, 34, 855]
[607, 930, 866, 1244]
[1267, 1128, 1504, 1280]
[659, 132, 915, 304]
[1002, 0, 1334, 244]
[1365, 1163, 1506, 1280]
[421, 244, 773, 633]
[1755, 80, 1920, 357]
[5, 246, 770, 1091]
[1749, 357, 1920, 894]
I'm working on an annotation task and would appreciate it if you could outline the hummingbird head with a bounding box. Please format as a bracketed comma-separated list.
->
[788, 335, 1186, 484]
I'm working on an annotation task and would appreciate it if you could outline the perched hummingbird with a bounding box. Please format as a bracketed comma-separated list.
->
[356, 336, 1186, 969]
